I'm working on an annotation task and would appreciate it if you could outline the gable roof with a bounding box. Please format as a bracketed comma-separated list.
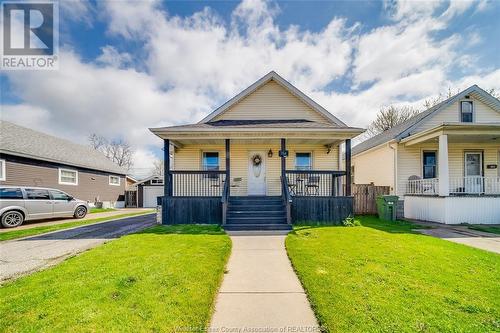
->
[199, 71, 347, 126]
[352, 85, 500, 155]
[0, 120, 127, 174]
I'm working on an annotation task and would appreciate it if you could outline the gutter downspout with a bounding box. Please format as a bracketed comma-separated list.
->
[389, 142, 398, 195]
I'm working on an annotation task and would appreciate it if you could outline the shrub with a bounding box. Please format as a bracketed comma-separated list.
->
[342, 215, 360, 227]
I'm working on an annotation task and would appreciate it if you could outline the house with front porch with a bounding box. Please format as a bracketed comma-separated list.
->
[150, 71, 363, 230]
[352, 85, 500, 224]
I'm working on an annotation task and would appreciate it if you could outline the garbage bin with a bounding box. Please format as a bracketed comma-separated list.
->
[376, 195, 399, 221]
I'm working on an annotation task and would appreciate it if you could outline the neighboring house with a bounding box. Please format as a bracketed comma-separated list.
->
[125, 175, 138, 190]
[149, 71, 363, 230]
[134, 175, 164, 208]
[0, 121, 127, 208]
[352, 85, 500, 224]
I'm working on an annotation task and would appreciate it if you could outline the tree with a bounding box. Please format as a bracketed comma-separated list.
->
[365, 105, 420, 137]
[88, 134, 134, 170]
[152, 158, 164, 176]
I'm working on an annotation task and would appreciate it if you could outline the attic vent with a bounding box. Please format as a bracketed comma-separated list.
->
[464, 95, 470, 99]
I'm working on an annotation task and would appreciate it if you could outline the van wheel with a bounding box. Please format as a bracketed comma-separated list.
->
[74, 206, 87, 219]
[1, 211, 24, 228]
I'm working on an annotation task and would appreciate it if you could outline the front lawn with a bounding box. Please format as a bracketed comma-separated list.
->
[89, 207, 116, 214]
[286, 216, 500, 332]
[468, 224, 500, 235]
[0, 225, 231, 332]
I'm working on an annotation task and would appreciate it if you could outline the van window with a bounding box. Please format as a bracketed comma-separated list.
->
[0, 188, 23, 199]
[25, 189, 50, 200]
[49, 190, 71, 200]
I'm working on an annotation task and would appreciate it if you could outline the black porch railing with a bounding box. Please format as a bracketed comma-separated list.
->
[285, 170, 346, 196]
[171, 171, 226, 197]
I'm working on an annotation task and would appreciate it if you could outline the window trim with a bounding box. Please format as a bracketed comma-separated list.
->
[201, 151, 220, 171]
[0, 159, 5, 181]
[295, 151, 313, 171]
[58, 168, 79, 186]
[459, 100, 474, 123]
[421, 150, 438, 179]
[109, 175, 121, 186]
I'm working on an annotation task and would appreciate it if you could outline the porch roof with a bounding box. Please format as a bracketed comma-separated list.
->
[400, 122, 500, 146]
[150, 119, 364, 144]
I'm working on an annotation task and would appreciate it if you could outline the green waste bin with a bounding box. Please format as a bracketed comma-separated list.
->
[376, 195, 399, 221]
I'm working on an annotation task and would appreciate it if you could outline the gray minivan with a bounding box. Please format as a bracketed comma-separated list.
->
[0, 186, 89, 228]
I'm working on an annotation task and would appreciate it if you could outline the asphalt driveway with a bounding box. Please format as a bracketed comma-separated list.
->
[0, 213, 156, 282]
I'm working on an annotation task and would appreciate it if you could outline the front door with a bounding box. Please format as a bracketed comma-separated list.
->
[248, 152, 266, 195]
[464, 152, 483, 193]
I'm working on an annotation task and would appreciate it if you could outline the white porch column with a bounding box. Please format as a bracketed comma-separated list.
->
[438, 134, 449, 196]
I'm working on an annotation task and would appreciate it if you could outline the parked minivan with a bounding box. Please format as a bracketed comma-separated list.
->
[0, 186, 89, 228]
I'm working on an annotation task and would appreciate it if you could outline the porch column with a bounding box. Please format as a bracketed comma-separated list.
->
[225, 139, 230, 197]
[345, 139, 352, 196]
[280, 138, 286, 181]
[164, 139, 172, 197]
[438, 134, 449, 196]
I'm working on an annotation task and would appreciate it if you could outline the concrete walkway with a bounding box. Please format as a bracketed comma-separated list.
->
[0, 213, 156, 282]
[0, 208, 153, 233]
[210, 235, 319, 331]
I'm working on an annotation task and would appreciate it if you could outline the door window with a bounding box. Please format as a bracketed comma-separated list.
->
[25, 189, 50, 200]
[465, 153, 482, 177]
[49, 190, 71, 200]
[422, 151, 437, 179]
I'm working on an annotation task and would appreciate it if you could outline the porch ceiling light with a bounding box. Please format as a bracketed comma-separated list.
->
[268, 149, 273, 158]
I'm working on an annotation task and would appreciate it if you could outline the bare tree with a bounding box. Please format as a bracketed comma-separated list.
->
[152, 158, 164, 176]
[88, 134, 134, 170]
[422, 87, 461, 109]
[365, 105, 420, 137]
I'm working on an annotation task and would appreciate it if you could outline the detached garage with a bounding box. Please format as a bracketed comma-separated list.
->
[136, 176, 164, 208]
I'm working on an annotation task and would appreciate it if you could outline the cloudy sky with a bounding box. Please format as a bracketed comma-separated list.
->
[1, 0, 499, 177]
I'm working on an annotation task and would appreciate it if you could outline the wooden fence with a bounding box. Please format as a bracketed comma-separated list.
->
[352, 184, 390, 215]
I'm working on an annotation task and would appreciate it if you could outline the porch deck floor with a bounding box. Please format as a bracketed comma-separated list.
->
[209, 235, 319, 330]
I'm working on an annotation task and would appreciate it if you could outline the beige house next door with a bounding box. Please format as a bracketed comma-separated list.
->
[248, 151, 266, 196]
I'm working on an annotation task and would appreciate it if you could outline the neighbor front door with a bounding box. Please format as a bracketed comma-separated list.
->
[464, 152, 483, 193]
[248, 151, 266, 196]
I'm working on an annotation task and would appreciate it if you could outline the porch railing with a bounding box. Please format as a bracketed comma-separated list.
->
[450, 176, 500, 195]
[406, 178, 439, 195]
[285, 170, 346, 196]
[171, 170, 226, 197]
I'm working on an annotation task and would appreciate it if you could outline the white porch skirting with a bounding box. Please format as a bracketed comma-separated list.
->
[404, 196, 500, 224]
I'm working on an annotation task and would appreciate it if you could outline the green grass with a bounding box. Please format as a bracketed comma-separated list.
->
[0, 225, 231, 332]
[0, 211, 154, 242]
[89, 207, 116, 214]
[286, 216, 500, 332]
[468, 225, 500, 235]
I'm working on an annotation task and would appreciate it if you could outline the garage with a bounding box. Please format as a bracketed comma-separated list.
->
[135, 176, 164, 208]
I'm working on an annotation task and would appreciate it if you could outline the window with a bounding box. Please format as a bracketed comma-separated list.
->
[295, 152, 312, 170]
[109, 175, 121, 186]
[0, 188, 23, 199]
[25, 188, 50, 200]
[202, 152, 219, 171]
[422, 151, 437, 179]
[0, 159, 5, 181]
[460, 101, 473, 123]
[151, 178, 163, 184]
[59, 168, 78, 185]
[49, 190, 71, 200]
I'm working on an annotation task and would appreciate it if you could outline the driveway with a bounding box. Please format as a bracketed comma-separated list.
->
[0, 213, 156, 282]
[0, 208, 153, 233]
[415, 223, 500, 254]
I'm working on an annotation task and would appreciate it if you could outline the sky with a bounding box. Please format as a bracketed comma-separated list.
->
[1, 0, 499, 178]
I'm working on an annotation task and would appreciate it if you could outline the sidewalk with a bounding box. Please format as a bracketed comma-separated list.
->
[0, 208, 153, 233]
[210, 235, 319, 331]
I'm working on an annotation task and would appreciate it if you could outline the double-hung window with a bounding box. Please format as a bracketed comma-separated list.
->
[109, 175, 121, 186]
[59, 168, 78, 185]
[422, 151, 437, 179]
[460, 101, 473, 123]
[295, 153, 312, 170]
[202, 152, 219, 171]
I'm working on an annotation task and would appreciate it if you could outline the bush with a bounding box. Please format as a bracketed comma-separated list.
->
[342, 215, 360, 227]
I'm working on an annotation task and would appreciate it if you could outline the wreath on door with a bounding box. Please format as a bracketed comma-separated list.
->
[252, 154, 262, 166]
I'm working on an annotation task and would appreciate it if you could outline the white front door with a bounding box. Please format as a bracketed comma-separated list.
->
[464, 152, 483, 193]
[248, 152, 266, 195]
